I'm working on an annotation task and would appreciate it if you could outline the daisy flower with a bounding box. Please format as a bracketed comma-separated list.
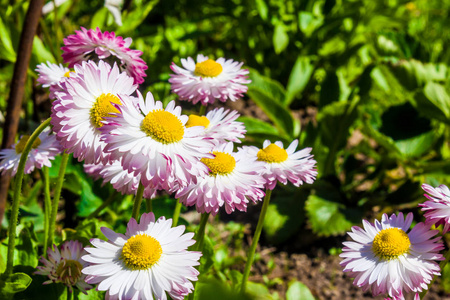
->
[82, 212, 201, 300]
[35, 240, 92, 294]
[176, 142, 266, 215]
[242, 139, 317, 190]
[36, 61, 74, 99]
[51, 60, 137, 164]
[85, 159, 157, 198]
[185, 107, 246, 144]
[100, 91, 213, 191]
[0, 129, 61, 176]
[420, 183, 450, 234]
[169, 54, 251, 105]
[340, 212, 444, 299]
[61, 27, 147, 84]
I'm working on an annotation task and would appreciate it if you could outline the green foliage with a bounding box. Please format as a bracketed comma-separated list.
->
[0, 272, 32, 300]
[286, 281, 315, 300]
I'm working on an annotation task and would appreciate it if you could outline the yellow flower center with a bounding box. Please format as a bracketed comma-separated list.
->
[55, 259, 83, 286]
[141, 110, 185, 144]
[257, 143, 288, 163]
[201, 151, 236, 176]
[185, 115, 210, 128]
[63, 71, 73, 78]
[15, 135, 41, 154]
[194, 59, 223, 77]
[90, 93, 122, 128]
[372, 228, 411, 260]
[121, 234, 162, 270]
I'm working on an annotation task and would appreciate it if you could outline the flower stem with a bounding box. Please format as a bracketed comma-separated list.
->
[48, 151, 69, 246]
[419, 246, 450, 298]
[199, 104, 206, 116]
[240, 189, 272, 293]
[40, 166, 51, 255]
[172, 199, 182, 227]
[194, 213, 209, 251]
[132, 183, 145, 220]
[145, 198, 152, 212]
[188, 212, 210, 300]
[4, 117, 51, 276]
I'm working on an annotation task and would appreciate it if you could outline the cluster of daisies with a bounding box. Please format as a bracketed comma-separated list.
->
[1, 27, 318, 299]
[340, 183, 450, 300]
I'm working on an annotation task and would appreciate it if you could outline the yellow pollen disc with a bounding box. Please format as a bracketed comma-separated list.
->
[55, 259, 83, 286]
[15, 135, 41, 154]
[90, 93, 122, 128]
[372, 228, 411, 260]
[63, 71, 72, 78]
[121, 234, 162, 270]
[141, 110, 184, 144]
[201, 151, 236, 176]
[194, 59, 223, 77]
[186, 115, 210, 128]
[257, 143, 288, 163]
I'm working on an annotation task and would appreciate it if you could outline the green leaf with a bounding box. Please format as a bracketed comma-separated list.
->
[32, 36, 55, 65]
[198, 236, 214, 275]
[298, 11, 323, 37]
[195, 278, 252, 300]
[319, 71, 340, 108]
[248, 68, 286, 103]
[116, 0, 159, 35]
[0, 273, 32, 299]
[390, 60, 448, 91]
[246, 282, 273, 300]
[412, 82, 450, 124]
[273, 23, 289, 54]
[15, 223, 38, 268]
[441, 262, 450, 293]
[286, 281, 315, 300]
[238, 116, 279, 136]
[255, 0, 268, 20]
[263, 192, 306, 245]
[285, 56, 315, 105]
[78, 180, 102, 217]
[305, 181, 362, 236]
[90, 7, 109, 29]
[247, 89, 294, 138]
[0, 15, 16, 62]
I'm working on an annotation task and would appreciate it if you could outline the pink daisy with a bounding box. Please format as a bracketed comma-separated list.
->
[0, 129, 61, 176]
[61, 27, 147, 84]
[82, 212, 201, 300]
[420, 183, 450, 234]
[242, 139, 317, 190]
[85, 159, 156, 198]
[185, 107, 246, 144]
[169, 54, 251, 105]
[100, 91, 214, 192]
[35, 240, 92, 294]
[340, 212, 444, 299]
[51, 60, 137, 164]
[36, 61, 72, 99]
[176, 142, 266, 215]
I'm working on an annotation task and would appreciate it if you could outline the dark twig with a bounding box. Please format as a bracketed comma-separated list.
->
[0, 0, 45, 225]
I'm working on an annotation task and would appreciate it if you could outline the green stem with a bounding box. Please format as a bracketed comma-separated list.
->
[40, 166, 52, 255]
[172, 199, 182, 227]
[194, 213, 209, 251]
[419, 246, 450, 298]
[4, 118, 51, 276]
[240, 189, 272, 293]
[199, 105, 206, 116]
[145, 198, 152, 212]
[188, 212, 210, 300]
[132, 183, 144, 220]
[87, 191, 117, 219]
[48, 152, 69, 247]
